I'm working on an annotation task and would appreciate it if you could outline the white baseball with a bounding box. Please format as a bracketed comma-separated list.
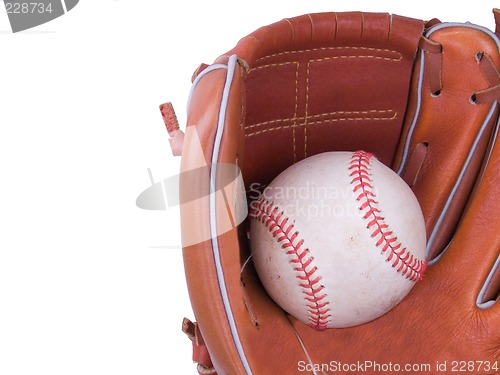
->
[249, 151, 427, 329]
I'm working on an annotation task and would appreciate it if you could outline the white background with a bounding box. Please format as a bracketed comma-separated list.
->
[0, 1, 497, 374]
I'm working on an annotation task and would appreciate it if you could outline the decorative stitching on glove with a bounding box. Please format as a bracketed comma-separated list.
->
[247, 48, 402, 161]
[250, 199, 331, 330]
[349, 151, 427, 281]
[250, 61, 299, 71]
[245, 110, 396, 137]
[247, 61, 300, 160]
[254, 46, 402, 63]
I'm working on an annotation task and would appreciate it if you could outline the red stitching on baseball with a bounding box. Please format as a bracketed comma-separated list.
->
[250, 199, 331, 330]
[349, 151, 427, 281]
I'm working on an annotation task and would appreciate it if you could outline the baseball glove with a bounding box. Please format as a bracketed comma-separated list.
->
[162, 10, 500, 375]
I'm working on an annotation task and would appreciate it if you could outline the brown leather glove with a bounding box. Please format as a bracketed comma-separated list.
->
[165, 10, 500, 375]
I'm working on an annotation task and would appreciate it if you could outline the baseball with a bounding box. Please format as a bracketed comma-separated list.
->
[249, 151, 427, 330]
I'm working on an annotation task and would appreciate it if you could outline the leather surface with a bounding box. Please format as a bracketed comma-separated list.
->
[394, 24, 500, 260]
[291, 125, 500, 373]
[180, 11, 500, 375]
[182, 59, 312, 375]
[224, 12, 424, 188]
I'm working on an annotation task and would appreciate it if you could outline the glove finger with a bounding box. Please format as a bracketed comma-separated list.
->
[394, 22, 500, 263]
[431, 127, 500, 311]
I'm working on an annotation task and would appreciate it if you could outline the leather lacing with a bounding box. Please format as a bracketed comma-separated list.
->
[472, 51, 500, 104]
[419, 35, 500, 104]
[419, 36, 443, 97]
[182, 318, 218, 375]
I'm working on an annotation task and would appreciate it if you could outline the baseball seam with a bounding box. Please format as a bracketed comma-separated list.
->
[349, 151, 427, 281]
[250, 199, 331, 330]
